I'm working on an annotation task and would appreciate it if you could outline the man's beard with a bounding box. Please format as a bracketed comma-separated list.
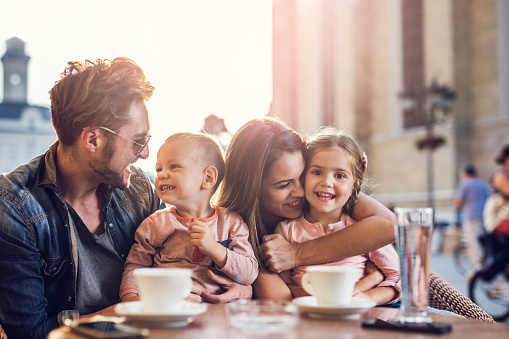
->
[90, 142, 130, 190]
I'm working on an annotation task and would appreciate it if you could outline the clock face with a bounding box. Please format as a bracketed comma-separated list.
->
[9, 73, 22, 86]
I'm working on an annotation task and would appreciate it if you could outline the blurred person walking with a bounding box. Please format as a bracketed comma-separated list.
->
[455, 164, 490, 275]
[486, 144, 509, 236]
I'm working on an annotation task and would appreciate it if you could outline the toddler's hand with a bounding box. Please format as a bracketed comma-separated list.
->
[188, 220, 216, 255]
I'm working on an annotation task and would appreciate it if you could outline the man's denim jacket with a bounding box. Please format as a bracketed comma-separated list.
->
[0, 142, 162, 339]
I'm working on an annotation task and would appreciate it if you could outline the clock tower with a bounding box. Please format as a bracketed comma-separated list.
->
[1, 37, 30, 104]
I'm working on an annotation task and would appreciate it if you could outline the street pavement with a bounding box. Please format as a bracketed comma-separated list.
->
[431, 246, 509, 325]
[431, 252, 469, 297]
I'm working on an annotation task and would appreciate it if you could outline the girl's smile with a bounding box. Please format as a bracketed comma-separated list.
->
[314, 192, 336, 201]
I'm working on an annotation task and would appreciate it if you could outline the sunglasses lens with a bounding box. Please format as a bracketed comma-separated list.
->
[136, 136, 151, 156]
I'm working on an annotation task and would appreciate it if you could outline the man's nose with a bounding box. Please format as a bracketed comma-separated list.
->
[138, 145, 150, 160]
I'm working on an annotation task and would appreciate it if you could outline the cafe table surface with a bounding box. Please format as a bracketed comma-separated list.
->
[48, 303, 509, 339]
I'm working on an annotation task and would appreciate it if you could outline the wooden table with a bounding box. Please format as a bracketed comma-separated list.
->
[48, 304, 509, 339]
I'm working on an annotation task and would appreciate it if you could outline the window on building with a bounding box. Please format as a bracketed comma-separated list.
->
[401, 0, 425, 128]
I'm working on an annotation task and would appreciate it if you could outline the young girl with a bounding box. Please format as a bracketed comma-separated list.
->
[275, 127, 400, 305]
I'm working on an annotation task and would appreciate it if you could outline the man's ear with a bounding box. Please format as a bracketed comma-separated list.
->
[202, 166, 218, 190]
[81, 128, 102, 153]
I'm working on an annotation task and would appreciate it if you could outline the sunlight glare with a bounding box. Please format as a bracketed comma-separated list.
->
[0, 0, 272, 174]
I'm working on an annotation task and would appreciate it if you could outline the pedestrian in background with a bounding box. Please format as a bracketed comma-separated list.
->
[454, 164, 490, 275]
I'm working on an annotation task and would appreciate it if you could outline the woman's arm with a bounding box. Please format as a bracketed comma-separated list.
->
[260, 193, 395, 272]
[252, 271, 293, 301]
[287, 284, 308, 298]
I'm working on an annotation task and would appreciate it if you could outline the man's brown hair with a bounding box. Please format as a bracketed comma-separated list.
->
[49, 57, 154, 146]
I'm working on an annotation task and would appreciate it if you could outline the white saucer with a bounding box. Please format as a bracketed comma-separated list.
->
[114, 301, 207, 328]
[293, 296, 376, 319]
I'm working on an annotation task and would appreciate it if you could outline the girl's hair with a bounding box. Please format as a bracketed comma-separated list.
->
[164, 132, 225, 192]
[217, 117, 305, 267]
[305, 127, 366, 217]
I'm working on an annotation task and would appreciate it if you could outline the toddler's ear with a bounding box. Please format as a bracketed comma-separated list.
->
[202, 166, 218, 190]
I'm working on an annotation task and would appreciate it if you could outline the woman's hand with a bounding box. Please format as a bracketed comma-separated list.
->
[200, 270, 252, 303]
[260, 234, 300, 273]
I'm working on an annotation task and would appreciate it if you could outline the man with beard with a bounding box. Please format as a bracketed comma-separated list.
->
[0, 58, 250, 339]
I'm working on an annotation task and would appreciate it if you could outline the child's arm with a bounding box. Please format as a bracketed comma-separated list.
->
[355, 286, 399, 306]
[362, 245, 401, 305]
[354, 260, 385, 293]
[188, 220, 228, 268]
[277, 267, 306, 298]
[215, 213, 259, 285]
[190, 213, 258, 285]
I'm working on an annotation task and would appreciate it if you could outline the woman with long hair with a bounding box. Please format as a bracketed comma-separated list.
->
[217, 117, 395, 299]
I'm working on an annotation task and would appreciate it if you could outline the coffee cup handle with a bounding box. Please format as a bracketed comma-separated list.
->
[185, 284, 192, 297]
[182, 279, 193, 298]
[301, 272, 314, 295]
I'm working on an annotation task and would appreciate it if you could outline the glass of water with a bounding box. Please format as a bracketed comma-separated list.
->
[394, 207, 434, 323]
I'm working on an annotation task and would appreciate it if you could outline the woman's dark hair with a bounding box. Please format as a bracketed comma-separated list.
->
[217, 117, 305, 268]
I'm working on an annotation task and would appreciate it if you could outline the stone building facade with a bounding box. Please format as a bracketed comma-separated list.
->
[0, 37, 56, 173]
[269, 0, 509, 221]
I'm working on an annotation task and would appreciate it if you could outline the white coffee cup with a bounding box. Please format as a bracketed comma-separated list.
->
[133, 267, 193, 313]
[302, 266, 358, 306]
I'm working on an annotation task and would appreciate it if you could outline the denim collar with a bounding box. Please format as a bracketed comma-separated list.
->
[38, 141, 59, 188]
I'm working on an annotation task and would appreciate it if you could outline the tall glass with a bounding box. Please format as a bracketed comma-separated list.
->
[394, 207, 433, 323]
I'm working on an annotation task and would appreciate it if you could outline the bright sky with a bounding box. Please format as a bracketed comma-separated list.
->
[0, 0, 272, 174]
